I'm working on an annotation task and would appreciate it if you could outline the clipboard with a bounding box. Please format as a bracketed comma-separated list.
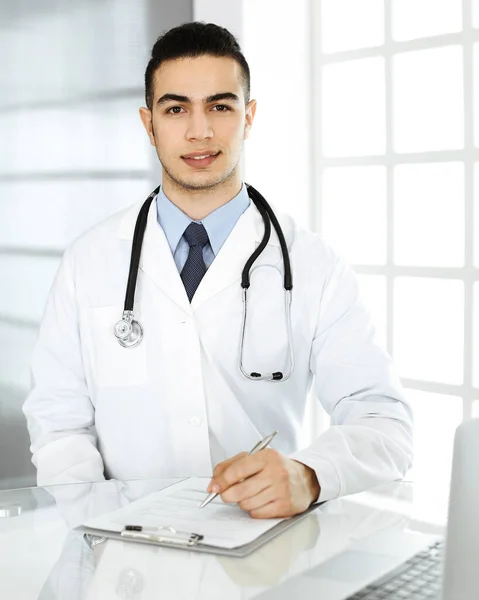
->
[76, 502, 325, 558]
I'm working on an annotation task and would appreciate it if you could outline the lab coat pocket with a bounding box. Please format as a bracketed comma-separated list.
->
[87, 305, 148, 387]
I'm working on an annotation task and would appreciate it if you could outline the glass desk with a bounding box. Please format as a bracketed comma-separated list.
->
[0, 478, 448, 600]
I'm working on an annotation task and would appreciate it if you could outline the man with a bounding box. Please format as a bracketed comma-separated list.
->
[23, 22, 413, 519]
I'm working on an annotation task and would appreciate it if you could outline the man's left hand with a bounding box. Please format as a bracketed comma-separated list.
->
[207, 449, 321, 519]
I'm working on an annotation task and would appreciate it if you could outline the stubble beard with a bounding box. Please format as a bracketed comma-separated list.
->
[157, 147, 242, 193]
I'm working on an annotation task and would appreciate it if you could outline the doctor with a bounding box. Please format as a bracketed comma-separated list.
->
[23, 22, 413, 519]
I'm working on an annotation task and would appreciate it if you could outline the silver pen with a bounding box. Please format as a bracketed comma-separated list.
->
[199, 430, 278, 509]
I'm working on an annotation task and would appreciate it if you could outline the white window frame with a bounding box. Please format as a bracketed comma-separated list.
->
[310, 0, 479, 420]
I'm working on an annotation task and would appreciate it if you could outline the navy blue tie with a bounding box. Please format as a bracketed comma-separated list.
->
[180, 222, 210, 301]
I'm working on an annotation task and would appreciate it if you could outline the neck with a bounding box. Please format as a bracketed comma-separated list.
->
[161, 171, 242, 221]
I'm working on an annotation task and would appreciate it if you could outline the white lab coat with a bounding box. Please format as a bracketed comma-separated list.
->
[23, 196, 413, 501]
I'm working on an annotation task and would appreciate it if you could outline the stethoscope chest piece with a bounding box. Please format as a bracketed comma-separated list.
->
[114, 311, 144, 348]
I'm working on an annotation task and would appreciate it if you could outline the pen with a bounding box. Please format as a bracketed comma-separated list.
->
[199, 430, 278, 509]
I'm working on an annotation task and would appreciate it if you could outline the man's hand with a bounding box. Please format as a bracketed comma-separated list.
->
[207, 449, 321, 519]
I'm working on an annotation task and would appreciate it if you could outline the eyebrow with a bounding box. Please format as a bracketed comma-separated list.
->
[156, 92, 240, 106]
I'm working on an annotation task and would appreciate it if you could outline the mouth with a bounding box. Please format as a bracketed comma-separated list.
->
[182, 152, 220, 168]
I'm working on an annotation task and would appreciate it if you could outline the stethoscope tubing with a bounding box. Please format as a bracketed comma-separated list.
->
[115, 183, 295, 380]
[124, 186, 160, 313]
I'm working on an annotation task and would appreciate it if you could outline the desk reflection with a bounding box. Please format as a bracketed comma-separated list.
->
[37, 481, 409, 600]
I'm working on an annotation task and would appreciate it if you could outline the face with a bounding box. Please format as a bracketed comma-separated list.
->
[139, 55, 256, 192]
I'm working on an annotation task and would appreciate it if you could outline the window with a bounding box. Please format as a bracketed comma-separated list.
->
[0, 0, 155, 488]
[314, 0, 478, 491]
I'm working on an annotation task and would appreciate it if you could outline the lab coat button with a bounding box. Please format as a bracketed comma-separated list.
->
[188, 417, 203, 427]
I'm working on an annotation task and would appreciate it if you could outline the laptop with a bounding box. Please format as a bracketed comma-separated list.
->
[258, 418, 479, 600]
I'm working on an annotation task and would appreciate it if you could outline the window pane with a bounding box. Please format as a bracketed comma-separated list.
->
[392, 0, 462, 41]
[473, 283, 479, 388]
[406, 389, 462, 521]
[0, 180, 151, 250]
[0, 256, 60, 323]
[321, 0, 384, 53]
[474, 0, 479, 28]
[356, 274, 387, 349]
[322, 166, 386, 264]
[0, 1, 147, 107]
[394, 278, 464, 384]
[0, 98, 149, 174]
[475, 164, 479, 266]
[473, 401, 479, 417]
[475, 44, 479, 147]
[0, 322, 38, 392]
[393, 47, 464, 152]
[394, 163, 464, 267]
[322, 57, 386, 157]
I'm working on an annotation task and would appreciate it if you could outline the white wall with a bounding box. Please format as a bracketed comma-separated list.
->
[195, 0, 314, 229]
[243, 0, 313, 230]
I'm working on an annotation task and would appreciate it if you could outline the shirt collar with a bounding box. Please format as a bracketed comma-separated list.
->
[156, 182, 251, 256]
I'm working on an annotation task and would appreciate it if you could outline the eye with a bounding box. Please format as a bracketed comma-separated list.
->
[166, 106, 185, 114]
[165, 104, 232, 114]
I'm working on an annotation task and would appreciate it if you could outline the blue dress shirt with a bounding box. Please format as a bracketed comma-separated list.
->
[156, 182, 251, 273]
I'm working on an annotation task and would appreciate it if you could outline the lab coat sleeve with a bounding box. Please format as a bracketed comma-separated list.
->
[23, 250, 105, 486]
[290, 255, 413, 502]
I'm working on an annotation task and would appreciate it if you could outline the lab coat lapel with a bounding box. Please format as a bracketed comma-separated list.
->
[191, 203, 283, 310]
[118, 198, 285, 314]
[118, 198, 192, 315]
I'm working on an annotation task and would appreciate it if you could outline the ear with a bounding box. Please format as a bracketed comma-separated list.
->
[139, 107, 156, 146]
[243, 99, 257, 140]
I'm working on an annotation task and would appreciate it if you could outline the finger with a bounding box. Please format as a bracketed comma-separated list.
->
[213, 453, 267, 494]
[249, 499, 291, 520]
[208, 452, 247, 492]
[221, 473, 271, 504]
[213, 452, 247, 478]
[236, 484, 276, 513]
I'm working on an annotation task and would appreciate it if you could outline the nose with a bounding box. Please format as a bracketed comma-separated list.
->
[185, 109, 213, 141]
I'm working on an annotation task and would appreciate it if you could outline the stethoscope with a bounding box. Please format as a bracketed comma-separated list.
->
[114, 183, 295, 382]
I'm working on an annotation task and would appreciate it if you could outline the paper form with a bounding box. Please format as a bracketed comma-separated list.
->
[83, 477, 285, 549]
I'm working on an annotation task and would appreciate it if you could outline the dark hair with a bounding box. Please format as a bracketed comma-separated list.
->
[144, 21, 251, 110]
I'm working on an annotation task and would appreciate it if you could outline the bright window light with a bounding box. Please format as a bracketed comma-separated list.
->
[394, 277, 464, 384]
[393, 46, 464, 152]
[321, 0, 384, 53]
[394, 162, 465, 267]
[322, 166, 387, 265]
[243, 0, 311, 229]
[475, 164, 479, 266]
[406, 388, 462, 519]
[322, 57, 386, 157]
[475, 0, 479, 28]
[473, 283, 479, 388]
[474, 44, 479, 147]
[392, 0, 462, 41]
